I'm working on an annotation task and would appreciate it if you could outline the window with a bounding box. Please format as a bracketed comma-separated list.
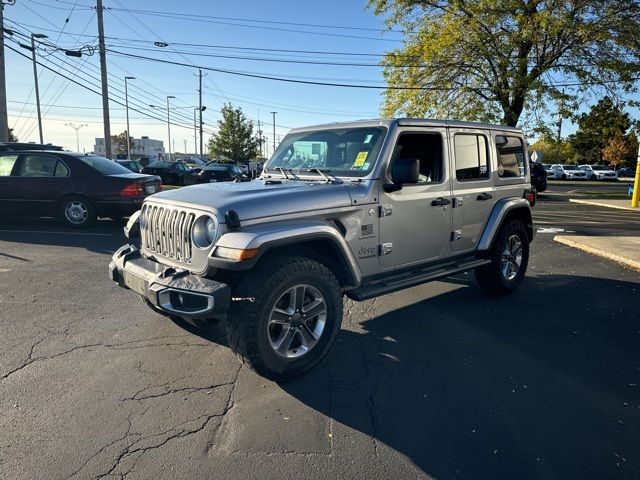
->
[391, 132, 444, 183]
[496, 136, 526, 178]
[75, 154, 132, 175]
[17, 154, 59, 177]
[267, 127, 386, 177]
[55, 161, 70, 177]
[454, 134, 489, 181]
[0, 154, 18, 176]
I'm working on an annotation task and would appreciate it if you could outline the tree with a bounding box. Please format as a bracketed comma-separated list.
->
[8, 128, 18, 142]
[208, 104, 259, 163]
[568, 97, 635, 164]
[111, 130, 134, 155]
[530, 134, 577, 164]
[369, 1, 640, 126]
[602, 134, 637, 169]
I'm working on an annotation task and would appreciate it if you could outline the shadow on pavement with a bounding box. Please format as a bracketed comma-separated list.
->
[276, 274, 639, 480]
[0, 216, 127, 255]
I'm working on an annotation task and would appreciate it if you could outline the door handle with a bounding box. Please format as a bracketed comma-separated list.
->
[431, 197, 451, 206]
[477, 192, 493, 201]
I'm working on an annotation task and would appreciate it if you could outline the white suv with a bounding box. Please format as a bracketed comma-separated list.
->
[579, 165, 618, 181]
[549, 164, 588, 180]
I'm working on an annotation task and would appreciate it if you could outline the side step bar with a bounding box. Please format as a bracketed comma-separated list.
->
[346, 258, 491, 301]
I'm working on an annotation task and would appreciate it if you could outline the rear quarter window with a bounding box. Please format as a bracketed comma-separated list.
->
[496, 136, 526, 178]
[0, 154, 19, 176]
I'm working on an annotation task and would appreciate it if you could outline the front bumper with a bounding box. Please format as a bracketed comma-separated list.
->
[109, 244, 231, 320]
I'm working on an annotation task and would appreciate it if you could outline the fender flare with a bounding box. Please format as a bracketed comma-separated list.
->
[210, 220, 362, 287]
[477, 198, 533, 251]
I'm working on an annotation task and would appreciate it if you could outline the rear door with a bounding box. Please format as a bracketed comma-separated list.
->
[449, 128, 496, 252]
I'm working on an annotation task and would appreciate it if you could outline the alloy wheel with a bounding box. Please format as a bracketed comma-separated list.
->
[501, 234, 523, 281]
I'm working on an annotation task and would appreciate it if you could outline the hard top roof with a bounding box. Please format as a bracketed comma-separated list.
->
[288, 118, 523, 134]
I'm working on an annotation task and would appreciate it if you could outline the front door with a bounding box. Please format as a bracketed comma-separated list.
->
[378, 128, 453, 269]
[449, 128, 497, 252]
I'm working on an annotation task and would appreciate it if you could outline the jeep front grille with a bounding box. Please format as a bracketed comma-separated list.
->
[140, 204, 196, 263]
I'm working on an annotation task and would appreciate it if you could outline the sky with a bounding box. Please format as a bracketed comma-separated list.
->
[4, 0, 638, 155]
[4, 0, 403, 155]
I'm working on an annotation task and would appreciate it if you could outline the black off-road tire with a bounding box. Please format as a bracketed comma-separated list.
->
[475, 219, 529, 296]
[226, 255, 343, 382]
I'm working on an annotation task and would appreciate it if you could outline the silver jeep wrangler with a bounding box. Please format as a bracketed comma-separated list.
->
[110, 119, 535, 380]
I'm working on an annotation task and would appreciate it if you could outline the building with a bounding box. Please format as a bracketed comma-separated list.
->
[94, 136, 166, 161]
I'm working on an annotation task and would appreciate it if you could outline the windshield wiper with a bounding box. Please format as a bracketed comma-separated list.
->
[302, 168, 342, 183]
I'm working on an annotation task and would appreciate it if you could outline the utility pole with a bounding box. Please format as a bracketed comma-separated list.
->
[96, 0, 111, 158]
[0, 1, 12, 143]
[27, 33, 47, 144]
[198, 69, 203, 160]
[124, 76, 135, 159]
[193, 108, 198, 155]
[555, 111, 562, 163]
[271, 111, 277, 154]
[166, 95, 174, 161]
[257, 118, 262, 158]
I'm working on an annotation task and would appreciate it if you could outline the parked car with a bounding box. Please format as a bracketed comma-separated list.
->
[548, 164, 587, 180]
[578, 165, 618, 181]
[617, 166, 637, 178]
[0, 151, 161, 227]
[529, 162, 547, 192]
[197, 163, 249, 183]
[116, 159, 144, 173]
[182, 157, 206, 171]
[110, 118, 535, 380]
[141, 160, 198, 186]
[0, 142, 63, 153]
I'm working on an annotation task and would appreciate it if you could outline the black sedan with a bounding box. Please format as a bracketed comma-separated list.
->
[141, 161, 199, 186]
[0, 150, 161, 227]
[197, 163, 249, 183]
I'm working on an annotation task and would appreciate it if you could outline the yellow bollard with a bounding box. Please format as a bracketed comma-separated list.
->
[633, 147, 640, 208]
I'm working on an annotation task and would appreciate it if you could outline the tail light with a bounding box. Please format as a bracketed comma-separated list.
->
[524, 188, 536, 207]
[120, 182, 144, 196]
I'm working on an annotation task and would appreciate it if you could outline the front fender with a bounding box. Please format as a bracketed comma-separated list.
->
[209, 219, 362, 287]
[477, 198, 533, 251]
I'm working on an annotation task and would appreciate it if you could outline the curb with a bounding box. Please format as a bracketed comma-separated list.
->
[568, 198, 638, 212]
[554, 236, 640, 272]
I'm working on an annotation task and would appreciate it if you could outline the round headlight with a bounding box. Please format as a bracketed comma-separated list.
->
[192, 215, 218, 249]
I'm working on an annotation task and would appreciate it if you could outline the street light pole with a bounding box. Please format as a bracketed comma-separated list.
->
[65, 122, 87, 152]
[29, 33, 47, 144]
[166, 95, 175, 161]
[124, 76, 135, 159]
[271, 111, 277, 155]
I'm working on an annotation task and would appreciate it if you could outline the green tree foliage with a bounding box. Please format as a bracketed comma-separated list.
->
[111, 130, 134, 154]
[530, 135, 577, 164]
[8, 128, 18, 142]
[369, 1, 640, 126]
[568, 97, 637, 165]
[208, 104, 259, 163]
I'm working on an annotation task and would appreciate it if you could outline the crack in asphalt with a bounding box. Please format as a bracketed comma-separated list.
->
[122, 381, 237, 402]
[0, 335, 215, 381]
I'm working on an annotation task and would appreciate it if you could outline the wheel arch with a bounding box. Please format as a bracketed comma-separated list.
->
[477, 198, 533, 252]
[211, 221, 362, 289]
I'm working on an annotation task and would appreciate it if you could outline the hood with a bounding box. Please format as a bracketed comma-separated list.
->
[146, 179, 354, 222]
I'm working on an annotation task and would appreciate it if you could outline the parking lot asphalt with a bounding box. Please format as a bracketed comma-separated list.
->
[1, 197, 639, 480]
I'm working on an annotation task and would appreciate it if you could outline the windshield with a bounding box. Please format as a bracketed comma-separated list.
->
[592, 165, 610, 171]
[563, 165, 580, 171]
[265, 126, 387, 177]
[76, 155, 132, 175]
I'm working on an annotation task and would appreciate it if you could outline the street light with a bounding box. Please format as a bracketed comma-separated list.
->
[65, 123, 87, 152]
[166, 95, 175, 161]
[124, 76, 135, 159]
[20, 33, 48, 143]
